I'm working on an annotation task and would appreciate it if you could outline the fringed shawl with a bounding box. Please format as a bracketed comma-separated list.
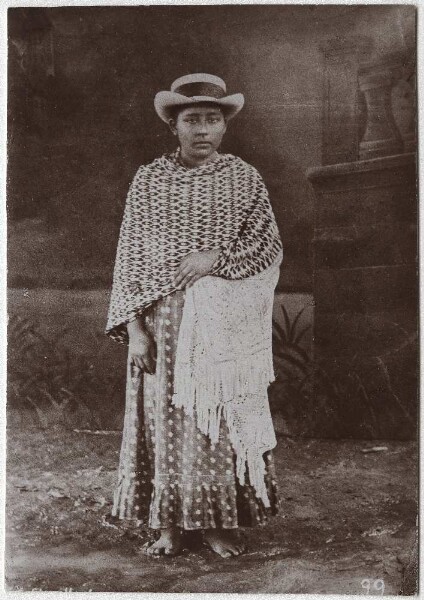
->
[106, 149, 283, 504]
[106, 150, 283, 344]
[172, 252, 283, 506]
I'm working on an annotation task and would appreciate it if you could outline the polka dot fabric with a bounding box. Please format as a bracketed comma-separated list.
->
[112, 290, 279, 530]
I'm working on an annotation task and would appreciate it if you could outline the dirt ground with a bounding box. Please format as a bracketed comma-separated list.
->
[5, 411, 418, 594]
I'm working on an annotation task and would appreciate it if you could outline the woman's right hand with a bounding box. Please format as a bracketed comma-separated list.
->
[128, 329, 156, 375]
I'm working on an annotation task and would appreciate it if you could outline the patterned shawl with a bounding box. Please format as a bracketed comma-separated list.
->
[106, 149, 283, 344]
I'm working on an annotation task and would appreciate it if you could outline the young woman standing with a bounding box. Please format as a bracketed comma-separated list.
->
[106, 73, 283, 557]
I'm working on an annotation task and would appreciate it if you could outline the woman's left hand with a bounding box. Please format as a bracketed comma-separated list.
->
[174, 249, 221, 289]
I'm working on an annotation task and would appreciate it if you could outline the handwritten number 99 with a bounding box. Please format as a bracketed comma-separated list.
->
[361, 579, 385, 595]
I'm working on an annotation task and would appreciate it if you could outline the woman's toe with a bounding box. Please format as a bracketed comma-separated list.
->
[143, 542, 154, 555]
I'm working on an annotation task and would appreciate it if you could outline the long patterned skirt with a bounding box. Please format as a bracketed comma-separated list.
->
[112, 290, 279, 530]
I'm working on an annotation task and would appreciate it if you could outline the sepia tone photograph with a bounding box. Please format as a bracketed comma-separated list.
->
[5, 3, 418, 594]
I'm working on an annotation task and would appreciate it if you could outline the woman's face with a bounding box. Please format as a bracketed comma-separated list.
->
[170, 104, 227, 161]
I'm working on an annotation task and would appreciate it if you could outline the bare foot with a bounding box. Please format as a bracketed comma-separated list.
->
[204, 529, 246, 558]
[144, 527, 183, 557]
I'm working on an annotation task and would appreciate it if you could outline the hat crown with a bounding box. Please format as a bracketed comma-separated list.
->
[154, 74, 244, 123]
[170, 73, 226, 94]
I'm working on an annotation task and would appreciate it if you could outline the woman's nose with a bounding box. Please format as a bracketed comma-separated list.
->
[196, 121, 209, 134]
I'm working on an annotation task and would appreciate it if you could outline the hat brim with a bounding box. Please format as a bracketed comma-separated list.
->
[154, 91, 245, 122]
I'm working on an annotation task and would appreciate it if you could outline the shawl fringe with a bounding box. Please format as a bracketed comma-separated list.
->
[172, 253, 282, 506]
[172, 351, 276, 506]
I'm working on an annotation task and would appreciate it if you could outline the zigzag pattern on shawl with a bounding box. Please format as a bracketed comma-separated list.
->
[106, 150, 283, 344]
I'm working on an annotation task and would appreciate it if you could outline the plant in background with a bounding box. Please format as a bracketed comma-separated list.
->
[272, 304, 312, 382]
[9, 308, 381, 438]
[8, 315, 124, 430]
[269, 303, 379, 438]
[269, 304, 313, 430]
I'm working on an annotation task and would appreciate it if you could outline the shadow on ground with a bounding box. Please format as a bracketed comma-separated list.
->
[5, 410, 418, 594]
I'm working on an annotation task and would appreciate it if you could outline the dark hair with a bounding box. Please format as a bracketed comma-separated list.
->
[168, 102, 226, 122]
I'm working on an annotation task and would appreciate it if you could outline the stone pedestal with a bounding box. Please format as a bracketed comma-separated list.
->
[307, 153, 417, 439]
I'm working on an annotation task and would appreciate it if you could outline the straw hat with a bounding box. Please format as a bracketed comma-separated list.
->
[154, 73, 245, 122]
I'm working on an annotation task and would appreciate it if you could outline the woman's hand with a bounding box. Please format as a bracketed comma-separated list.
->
[127, 322, 156, 374]
[174, 249, 221, 289]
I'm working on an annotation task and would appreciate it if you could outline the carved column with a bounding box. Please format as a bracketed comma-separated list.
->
[391, 54, 417, 154]
[358, 60, 404, 159]
[320, 36, 373, 165]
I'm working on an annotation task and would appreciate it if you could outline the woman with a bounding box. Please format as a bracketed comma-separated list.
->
[106, 73, 283, 558]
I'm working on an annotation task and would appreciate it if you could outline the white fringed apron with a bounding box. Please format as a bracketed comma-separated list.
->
[172, 251, 283, 507]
